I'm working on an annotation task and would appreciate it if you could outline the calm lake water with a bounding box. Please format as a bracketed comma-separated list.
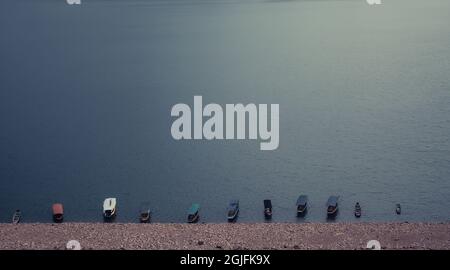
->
[1, 0, 450, 223]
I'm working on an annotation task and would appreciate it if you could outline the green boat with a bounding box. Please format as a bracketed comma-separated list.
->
[187, 203, 200, 223]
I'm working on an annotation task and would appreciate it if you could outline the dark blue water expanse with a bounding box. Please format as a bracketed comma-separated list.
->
[1, 0, 450, 223]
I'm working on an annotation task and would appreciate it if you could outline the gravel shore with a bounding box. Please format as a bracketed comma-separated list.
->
[0, 222, 449, 250]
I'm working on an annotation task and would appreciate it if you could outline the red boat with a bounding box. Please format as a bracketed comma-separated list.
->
[52, 203, 64, 223]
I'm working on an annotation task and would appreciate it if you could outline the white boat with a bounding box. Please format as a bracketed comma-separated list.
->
[103, 198, 117, 219]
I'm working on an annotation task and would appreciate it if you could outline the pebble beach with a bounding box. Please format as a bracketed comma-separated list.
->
[0, 222, 449, 250]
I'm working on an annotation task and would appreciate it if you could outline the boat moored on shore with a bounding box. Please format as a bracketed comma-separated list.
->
[227, 200, 239, 221]
[354, 202, 361, 218]
[264, 200, 272, 219]
[139, 202, 151, 223]
[326, 196, 339, 217]
[103, 198, 117, 220]
[296, 195, 308, 216]
[12, 210, 21, 224]
[52, 203, 64, 223]
[187, 203, 200, 223]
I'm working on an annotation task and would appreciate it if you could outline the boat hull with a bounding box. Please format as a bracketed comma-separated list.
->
[227, 209, 239, 222]
[12, 211, 21, 224]
[12, 216, 20, 224]
[103, 209, 117, 221]
[188, 213, 199, 223]
[140, 212, 151, 223]
[53, 215, 64, 223]
[297, 206, 307, 216]
[327, 207, 338, 217]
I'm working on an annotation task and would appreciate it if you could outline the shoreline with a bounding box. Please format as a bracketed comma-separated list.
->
[1, 222, 449, 250]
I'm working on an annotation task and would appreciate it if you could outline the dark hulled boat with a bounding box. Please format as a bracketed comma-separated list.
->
[326, 196, 339, 216]
[354, 202, 361, 218]
[227, 200, 239, 221]
[52, 203, 64, 223]
[187, 203, 200, 223]
[296, 195, 308, 216]
[263, 199, 272, 219]
[12, 210, 21, 224]
[139, 202, 151, 223]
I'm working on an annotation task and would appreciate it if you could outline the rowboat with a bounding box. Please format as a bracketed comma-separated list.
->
[52, 203, 64, 223]
[187, 203, 200, 223]
[139, 202, 151, 223]
[12, 210, 21, 224]
[103, 198, 117, 220]
[296, 195, 308, 216]
[263, 199, 272, 219]
[227, 200, 239, 221]
[326, 196, 339, 216]
[354, 202, 361, 218]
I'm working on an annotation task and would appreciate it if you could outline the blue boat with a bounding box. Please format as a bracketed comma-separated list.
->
[187, 203, 200, 223]
[227, 200, 239, 221]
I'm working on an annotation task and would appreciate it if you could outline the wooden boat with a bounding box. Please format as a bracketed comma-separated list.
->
[396, 204, 401, 215]
[227, 200, 239, 221]
[263, 199, 272, 219]
[187, 203, 200, 223]
[354, 202, 361, 218]
[296, 195, 308, 216]
[52, 203, 64, 223]
[103, 198, 117, 220]
[326, 196, 339, 216]
[12, 210, 21, 224]
[139, 202, 151, 223]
